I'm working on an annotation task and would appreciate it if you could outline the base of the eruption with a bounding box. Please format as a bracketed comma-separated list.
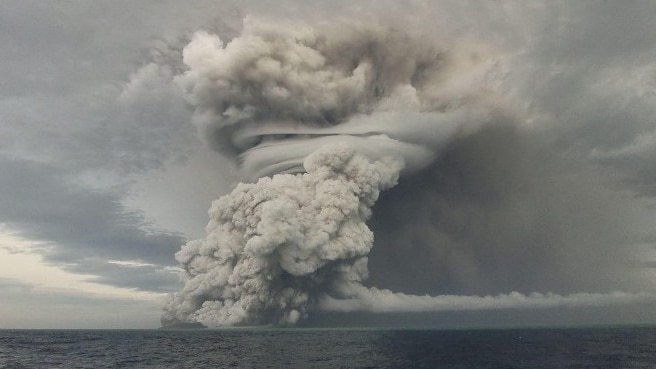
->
[161, 288, 656, 329]
[318, 286, 656, 317]
[159, 322, 207, 330]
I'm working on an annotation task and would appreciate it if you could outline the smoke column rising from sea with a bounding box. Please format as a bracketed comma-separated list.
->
[161, 13, 656, 327]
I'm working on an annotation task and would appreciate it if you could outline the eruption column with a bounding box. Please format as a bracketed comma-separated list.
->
[162, 18, 508, 326]
[162, 144, 402, 326]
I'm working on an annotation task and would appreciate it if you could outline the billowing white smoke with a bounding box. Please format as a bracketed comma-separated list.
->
[161, 16, 655, 327]
[162, 144, 401, 326]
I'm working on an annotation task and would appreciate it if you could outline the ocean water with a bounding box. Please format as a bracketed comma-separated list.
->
[1, 326, 655, 368]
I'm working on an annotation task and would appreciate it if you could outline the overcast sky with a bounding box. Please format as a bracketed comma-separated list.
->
[2, 1, 656, 329]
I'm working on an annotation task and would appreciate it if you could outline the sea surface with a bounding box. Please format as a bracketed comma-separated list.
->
[1, 326, 655, 368]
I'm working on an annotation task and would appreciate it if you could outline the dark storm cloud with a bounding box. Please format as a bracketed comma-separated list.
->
[0, 1, 231, 294]
[0, 158, 184, 291]
[0, 0, 242, 177]
[504, 1, 656, 195]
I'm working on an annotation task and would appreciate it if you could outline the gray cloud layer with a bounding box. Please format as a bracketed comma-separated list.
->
[0, 1, 214, 293]
[0, 158, 184, 291]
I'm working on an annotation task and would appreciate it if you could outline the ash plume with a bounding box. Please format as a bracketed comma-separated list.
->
[162, 15, 656, 327]
[162, 144, 401, 326]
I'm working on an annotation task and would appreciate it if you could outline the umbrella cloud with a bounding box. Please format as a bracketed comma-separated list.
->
[175, 18, 511, 180]
[162, 15, 656, 327]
